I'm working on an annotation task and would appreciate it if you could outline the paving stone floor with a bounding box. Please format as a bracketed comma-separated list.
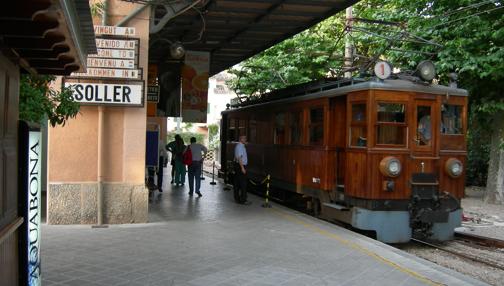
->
[41, 169, 488, 286]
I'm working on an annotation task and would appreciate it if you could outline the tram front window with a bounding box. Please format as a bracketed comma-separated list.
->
[416, 106, 432, 146]
[441, 104, 463, 134]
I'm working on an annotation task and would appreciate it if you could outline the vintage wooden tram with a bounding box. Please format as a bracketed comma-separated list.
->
[220, 70, 467, 243]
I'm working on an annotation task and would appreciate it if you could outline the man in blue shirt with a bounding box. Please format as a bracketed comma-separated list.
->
[234, 135, 250, 205]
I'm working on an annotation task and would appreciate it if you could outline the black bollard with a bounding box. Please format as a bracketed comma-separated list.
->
[210, 161, 217, 185]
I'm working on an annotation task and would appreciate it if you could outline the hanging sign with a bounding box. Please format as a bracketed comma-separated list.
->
[95, 38, 136, 49]
[87, 49, 136, 59]
[64, 82, 144, 106]
[181, 51, 209, 123]
[94, 25, 136, 36]
[147, 85, 160, 102]
[87, 58, 135, 69]
[71, 68, 141, 79]
[27, 130, 42, 286]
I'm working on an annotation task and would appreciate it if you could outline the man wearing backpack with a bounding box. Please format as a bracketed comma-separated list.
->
[187, 137, 207, 197]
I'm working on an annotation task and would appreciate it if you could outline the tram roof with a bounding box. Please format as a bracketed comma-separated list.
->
[224, 79, 469, 112]
[149, 0, 359, 75]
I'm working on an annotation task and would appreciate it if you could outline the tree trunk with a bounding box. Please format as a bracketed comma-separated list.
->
[484, 113, 504, 204]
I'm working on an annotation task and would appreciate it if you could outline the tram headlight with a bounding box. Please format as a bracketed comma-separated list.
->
[445, 158, 463, 178]
[379, 156, 402, 178]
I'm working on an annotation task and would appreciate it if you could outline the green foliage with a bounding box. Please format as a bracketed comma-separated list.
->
[228, 0, 503, 185]
[227, 16, 346, 96]
[208, 123, 220, 150]
[19, 74, 80, 126]
[167, 132, 205, 146]
[90, 1, 105, 18]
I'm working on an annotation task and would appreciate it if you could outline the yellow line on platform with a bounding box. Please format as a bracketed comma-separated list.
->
[269, 207, 445, 286]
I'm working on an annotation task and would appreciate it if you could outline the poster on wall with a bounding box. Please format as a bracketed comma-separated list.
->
[181, 51, 209, 123]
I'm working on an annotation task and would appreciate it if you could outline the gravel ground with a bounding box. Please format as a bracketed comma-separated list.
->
[399, 242, 504, 286]
[459, 187, 504, 240]
[399, 187, 504, 286]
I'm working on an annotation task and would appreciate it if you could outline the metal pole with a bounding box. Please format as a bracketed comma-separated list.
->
[261, 175, 271, 208]
[210, 161, 217, 185]
[94, 1, 108, 228]
[344, 6, 353, 79]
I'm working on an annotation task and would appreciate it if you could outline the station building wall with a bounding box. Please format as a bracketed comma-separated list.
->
[48, 1, 150, 224]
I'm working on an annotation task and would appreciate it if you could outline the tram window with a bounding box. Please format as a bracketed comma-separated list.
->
[441, 104, 463, 134]
[352, 104, 366, 122]
[238, 119, 247, 137]
[290, 111, 302, 144]
[310, 108, 324, 145]
[350, 103, 367, 147]
[249, 120, 257, 143]
[377, 103, 405, 122]
[416, 106, 432, 146]
[376, 103, 407, 146]
[228, 119, 236, 142]
[274, 113, 286, 144]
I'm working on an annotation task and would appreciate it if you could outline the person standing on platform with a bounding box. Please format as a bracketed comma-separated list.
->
[166, 135, 180, 184]
[234, 135, 250, 205]
[157, 138, 168, 192]
[187, 137, 208, 197]
[173, 135, 186, 186]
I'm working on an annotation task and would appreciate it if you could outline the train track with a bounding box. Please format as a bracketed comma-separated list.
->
[454, 231, 504, 249]
[411, 237, 504, 271]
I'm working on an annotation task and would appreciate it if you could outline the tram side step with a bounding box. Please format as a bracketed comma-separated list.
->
[323, 203, 349, 211]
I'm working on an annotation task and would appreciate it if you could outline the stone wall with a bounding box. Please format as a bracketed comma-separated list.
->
[47, 183, 148, 224]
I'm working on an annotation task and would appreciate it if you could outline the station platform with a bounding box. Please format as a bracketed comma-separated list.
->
[41, 172, 487, 286]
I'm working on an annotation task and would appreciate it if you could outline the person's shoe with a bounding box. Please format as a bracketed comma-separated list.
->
[158, 188, 163, 193]
[170, 180, 174, 184]
[196, 192, 202, 197]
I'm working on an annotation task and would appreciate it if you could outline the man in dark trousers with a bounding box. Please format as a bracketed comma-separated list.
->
[187, 137, 207, 197]
[234, 135, 250, 205]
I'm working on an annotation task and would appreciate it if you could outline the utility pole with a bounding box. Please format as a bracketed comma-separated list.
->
[344, 6, 353, 79]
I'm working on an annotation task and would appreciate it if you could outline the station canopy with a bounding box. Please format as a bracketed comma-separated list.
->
[148, 0, 359, 75]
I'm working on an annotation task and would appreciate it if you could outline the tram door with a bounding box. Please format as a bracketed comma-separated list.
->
[410, 99, 438, 174]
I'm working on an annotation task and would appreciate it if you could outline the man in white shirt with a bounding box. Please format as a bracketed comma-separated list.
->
[187, 137, 208, 197]
[234, 135, 250, 204]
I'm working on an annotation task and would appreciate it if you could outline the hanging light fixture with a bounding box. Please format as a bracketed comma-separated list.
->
[170, 42, 185, 59]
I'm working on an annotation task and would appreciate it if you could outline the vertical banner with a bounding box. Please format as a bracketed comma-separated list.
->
[182, 51, 209, 123]
[19, 122, 42, 286]
[27, 130, 41, 286]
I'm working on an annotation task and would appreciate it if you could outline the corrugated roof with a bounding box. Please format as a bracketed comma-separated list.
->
[149, 0, 358, 75]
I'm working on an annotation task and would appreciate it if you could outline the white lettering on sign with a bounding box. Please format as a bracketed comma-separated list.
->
[87, 58, 135, 69]
[65, 83, 143, 106]
[71, 68, 140, 79]
[27, 130, 41, 286]
[94, 25, 135, 36]
[95, 39, 136, 50]
[88, 49, 136, 59]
